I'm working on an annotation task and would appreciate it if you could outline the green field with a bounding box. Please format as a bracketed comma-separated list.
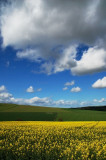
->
[0, 103, 106, 121]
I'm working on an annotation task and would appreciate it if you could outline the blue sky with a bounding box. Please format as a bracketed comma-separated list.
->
[0, 0, 106, 107]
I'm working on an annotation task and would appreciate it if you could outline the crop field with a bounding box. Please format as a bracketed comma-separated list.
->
[0, 103, 106, 121]
[0, 121, 106, 160]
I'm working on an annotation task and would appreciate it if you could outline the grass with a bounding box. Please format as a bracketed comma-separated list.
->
[0, 103, 64, 112]
[0, 103, 106, 121]
[0, 112, 57, 121]
[56, 109, 106, 121]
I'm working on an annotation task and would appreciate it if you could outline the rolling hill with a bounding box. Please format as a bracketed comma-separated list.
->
[77, 106, 106, 111]
[0, 103, 106, 121]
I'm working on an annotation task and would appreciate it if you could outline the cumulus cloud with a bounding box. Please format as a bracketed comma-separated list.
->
[26, 86, 34, 93]
[52, 45, 77, 73]
[0, 92, 12, 100]
[71, 87, 81, 92]
[7, 97, 79, 107]
[17, 45, 106, 75]
[16, 45, 77, 75]
[71, 47, 106, 75]
[17, 49, 43, 63]
[0, 85, 78, 107]
[54, 100, 78, 107]
[93, 98, 106, 103]
[36, 88, 42, 92]
[1, 0, 106, 48]
[0, 0, 106, 75]
[80, 101, 87, 106]
[0, 85, 106, 107]
[0, 85, 6, 92]
[40, 45, 77, 74]
[92, 77, 106, 88]
[0, 85, 50, 106]
[63, 87, 68, 91]
[0, 85, 12, 103]
[65, 81, 75, 86]
[80, 98, 106, 106]
[10, 97, 51, 106]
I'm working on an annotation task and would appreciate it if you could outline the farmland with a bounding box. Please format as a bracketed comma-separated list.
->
[0, 104, 106, 159]
[0, 121, 106, 160]
[0, 103, 106, 121]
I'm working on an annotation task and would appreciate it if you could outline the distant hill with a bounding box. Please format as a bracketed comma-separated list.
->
[0, 103, 106, 121]
[0, 103, 63, 112]
[77, 106, 106, 111]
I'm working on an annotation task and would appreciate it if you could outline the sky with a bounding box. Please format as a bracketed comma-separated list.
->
[0, 0, 106, 108]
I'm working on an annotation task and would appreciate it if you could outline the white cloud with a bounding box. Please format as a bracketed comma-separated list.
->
[53, 45, 77, 73]
[12, 97, 51, 106]
[80, 101, 87, 106]
[36, 88, 42, 92]
[1, 0, 106, 49]
[80, 98, 106, 107]
[0, 85, 106, 107]
[0, 85, 50, 105]
[0, 85, 6, 92]
[16, 44, 77, 75]
[99, 98, 106, 103]
[26, 86, 34, 93]
[92, 77, 106, 88]
[0, 92, 12, 99]
[17, 49, 43, 63]
[93, 98, 106, 103]
[71, 87, 81, 92]
[26, 87, 42, 92]
[40, 45, 77, 74]
[71, 47, 106, 75]
[65, 81, 75, 86]
[54, 99, 78, 107]
[1, 0, 106, 75]
[10, 97, 79, 107]
[0, 85, 12, 103]
[63, 87, 68, 91]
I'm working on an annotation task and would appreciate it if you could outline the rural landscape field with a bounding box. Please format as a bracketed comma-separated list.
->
[0, 0, 106, 159]
[0, 103, 106, 121]
[0, 121, 106, 160]
[0, 104, 106, 160]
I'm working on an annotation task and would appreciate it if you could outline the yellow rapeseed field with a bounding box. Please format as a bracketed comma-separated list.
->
[0, 121, 106, 160]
